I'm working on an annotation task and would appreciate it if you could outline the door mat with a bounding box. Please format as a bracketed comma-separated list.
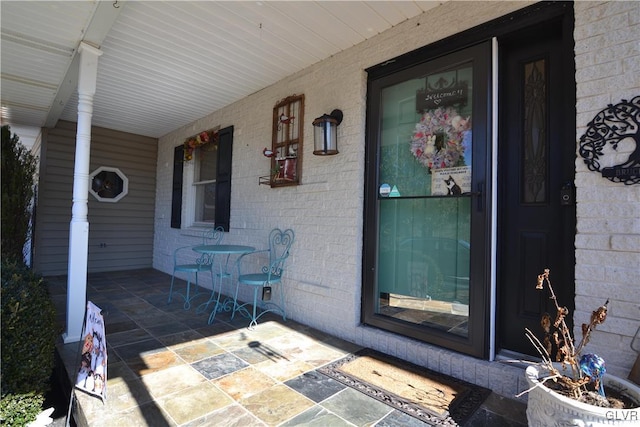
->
[318, 348, 490, 425]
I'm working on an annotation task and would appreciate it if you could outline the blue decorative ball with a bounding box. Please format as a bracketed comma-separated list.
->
[579, 353, 606, 396]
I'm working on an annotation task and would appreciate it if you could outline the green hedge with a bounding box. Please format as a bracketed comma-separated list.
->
[1, 125, 38, 265]
[0, 393, 44, 427]
[1, 261, 60, 425]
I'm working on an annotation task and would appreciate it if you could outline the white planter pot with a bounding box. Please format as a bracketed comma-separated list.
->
[525, 365, 640, 426]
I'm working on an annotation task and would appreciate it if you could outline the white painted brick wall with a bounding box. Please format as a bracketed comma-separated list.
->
[574, 0, 640, 378]
[151, 0, 639, 398]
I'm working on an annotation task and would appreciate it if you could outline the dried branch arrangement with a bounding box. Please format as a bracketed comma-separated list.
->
[524, 268, 609, 400]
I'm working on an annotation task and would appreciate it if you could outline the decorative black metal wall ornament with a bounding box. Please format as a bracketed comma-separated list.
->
[579, 96, 640, 185]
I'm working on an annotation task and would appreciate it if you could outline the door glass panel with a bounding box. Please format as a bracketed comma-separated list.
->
[376, 63, 473, 337]
[523, 59, 547, 204]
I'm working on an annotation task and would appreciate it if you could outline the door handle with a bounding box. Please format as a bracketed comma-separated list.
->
[463, 184, 484, 211]
[475, 183, 484, 212]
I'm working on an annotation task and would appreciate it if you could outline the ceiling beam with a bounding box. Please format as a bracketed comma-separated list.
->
[45, 1, 125, 128]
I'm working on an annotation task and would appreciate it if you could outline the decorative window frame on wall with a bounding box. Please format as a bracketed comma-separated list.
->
[267, 94, 304, 187]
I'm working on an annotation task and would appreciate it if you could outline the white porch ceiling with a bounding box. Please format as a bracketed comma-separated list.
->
[1, 1, 444, 140]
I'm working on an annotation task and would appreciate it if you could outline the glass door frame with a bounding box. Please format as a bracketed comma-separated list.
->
[362, 41, 493, 358]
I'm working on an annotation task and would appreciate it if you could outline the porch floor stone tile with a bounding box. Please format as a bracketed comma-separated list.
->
[107, 328, 154, 347]
[126, 349, 184, 377]
[238, 384, 315, 425]
[49, 268, 528, 427]
[113, 337, 166, 359]
[284, 371, 347, 403]
[173, 339, 225, 363]
[190, 352, 249, 380]
[156, 330, 206, 348]
[157, 382, 233, 425]
[279, 405, 353, 427]
[212, 366, 277, 401]
[184, 403, 266, 427]
[139, 364, 206, 399]
[321, 387, 394, 426]
[252, 357, 316, 382]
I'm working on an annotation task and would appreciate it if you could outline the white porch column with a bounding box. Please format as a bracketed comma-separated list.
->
[63, 42, 103, 343]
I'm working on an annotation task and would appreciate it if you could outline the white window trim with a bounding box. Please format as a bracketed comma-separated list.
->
[183, 160, 197, 228]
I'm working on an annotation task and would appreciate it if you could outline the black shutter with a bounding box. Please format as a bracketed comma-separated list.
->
[215, 126, 233, 231]
[170, 145, 184, 229]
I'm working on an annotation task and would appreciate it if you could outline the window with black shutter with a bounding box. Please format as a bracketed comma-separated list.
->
[171, 125, 233, 231]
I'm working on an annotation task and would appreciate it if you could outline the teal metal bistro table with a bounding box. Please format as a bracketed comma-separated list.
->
[191, 244, 255, 324]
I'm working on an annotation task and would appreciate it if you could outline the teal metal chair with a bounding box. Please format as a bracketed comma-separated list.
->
[232, 228, 294, 328]
[168, 226, 224, 309]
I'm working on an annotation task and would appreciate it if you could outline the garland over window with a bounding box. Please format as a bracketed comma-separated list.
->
[184, 128, 219, 161]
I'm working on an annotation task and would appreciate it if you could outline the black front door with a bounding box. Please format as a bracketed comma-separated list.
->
[497, 15, 576, 356]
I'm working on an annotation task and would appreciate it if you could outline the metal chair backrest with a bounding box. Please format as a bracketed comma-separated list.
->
[263, 228, 295, 278]
[202, 226, 225, 245]
[169, 226, 225, 308]
[173, 226, 224, 268]
[194, 226, 225, 267]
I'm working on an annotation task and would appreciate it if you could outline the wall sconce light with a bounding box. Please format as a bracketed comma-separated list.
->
[312, 109, 343, 155]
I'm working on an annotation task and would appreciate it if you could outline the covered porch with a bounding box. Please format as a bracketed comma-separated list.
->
[47, 268, 526, 426]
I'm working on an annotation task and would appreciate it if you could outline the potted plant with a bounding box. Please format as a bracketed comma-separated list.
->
[521, 269, 640, 426]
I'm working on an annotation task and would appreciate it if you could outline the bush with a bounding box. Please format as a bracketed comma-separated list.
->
[1, 261, 60, 425]
[1, 125, 38, 264]
[0, 393, 44, 427]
